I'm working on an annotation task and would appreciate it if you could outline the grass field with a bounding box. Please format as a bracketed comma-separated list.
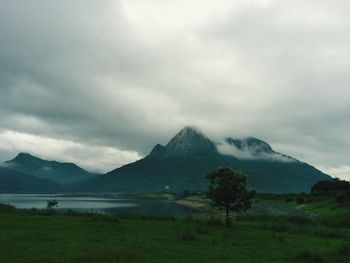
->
[1, 196, 350, 263]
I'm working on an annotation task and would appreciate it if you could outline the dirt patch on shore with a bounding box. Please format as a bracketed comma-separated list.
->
[175, 199, 207, 209]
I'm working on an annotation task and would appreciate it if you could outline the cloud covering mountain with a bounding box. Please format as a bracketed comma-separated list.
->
[0, 0, 349, 179]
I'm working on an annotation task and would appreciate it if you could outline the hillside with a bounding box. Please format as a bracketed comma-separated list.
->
[5, 153, 98, 185]
[0, 167, 61, 193]
[74, 127, 330, 193]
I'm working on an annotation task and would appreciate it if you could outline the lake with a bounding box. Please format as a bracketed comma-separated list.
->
[0, 194, 192, 215]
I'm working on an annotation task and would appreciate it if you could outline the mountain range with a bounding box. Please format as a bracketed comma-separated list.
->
[0, 126, 331, 193]
[0, 153, 97, 193]
[74, 127, 331, 193]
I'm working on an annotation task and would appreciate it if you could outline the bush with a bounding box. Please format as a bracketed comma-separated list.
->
[287, 215, 313, 225]
[184, 214, 194, 222]
[88, 213, 120, 223]
[207, 215, 223, 226]
[321, 211, 350, 228]
[295, 251, 323, 263]
[296, 195, 306, 204]
[334, 244, 350, 256]
[236, 213, 312, 225]
[306, 198, 313, 203]
[336, 194, 347, 204]
[285, 197, 293, 203]
[277, 236, 286, 243]
[181, 230, 195, 241]
[76, 250, 136, 263]
[346, 191, 350, 199]
[46, 199, 58, 209]
[312, 178, 350, 195]
[40, 209, 58, 216]
[195, 225, 209, 234]
[118, 213, 175, 221]
[0, 203, 16, 213]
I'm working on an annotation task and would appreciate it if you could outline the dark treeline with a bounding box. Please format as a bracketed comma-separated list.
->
[311, 178, 350, 195]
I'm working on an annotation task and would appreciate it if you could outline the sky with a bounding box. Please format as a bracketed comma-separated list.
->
[0, 0, 349, 180]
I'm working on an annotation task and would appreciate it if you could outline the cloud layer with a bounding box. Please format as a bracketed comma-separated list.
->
[0, 0, 349, 178]
[216, 139, 295, 163]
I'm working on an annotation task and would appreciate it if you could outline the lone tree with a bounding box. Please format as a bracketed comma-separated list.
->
[207, 167, 254, 226]
[46, 199, 58, 210]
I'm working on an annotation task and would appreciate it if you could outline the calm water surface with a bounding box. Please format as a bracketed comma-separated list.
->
[0, 194, 192, 215]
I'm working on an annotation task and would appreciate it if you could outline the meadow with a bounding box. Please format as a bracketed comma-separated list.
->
[0, 194, 350, 263]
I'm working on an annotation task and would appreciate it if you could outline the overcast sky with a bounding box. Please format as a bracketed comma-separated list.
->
[0, 0, 349, 179]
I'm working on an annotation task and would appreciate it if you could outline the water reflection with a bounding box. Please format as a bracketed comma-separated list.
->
[0, 194, 191, 215]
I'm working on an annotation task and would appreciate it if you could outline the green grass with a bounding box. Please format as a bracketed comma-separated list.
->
[0, 208, 350, 263]
[253, 194, 350, 229]
[1, 195, 350, 263]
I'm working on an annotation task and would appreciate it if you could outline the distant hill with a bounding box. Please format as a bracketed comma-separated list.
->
[74, 127, 331, 193]
[5, 153, 98, 185]
[0, 167, 61, 193]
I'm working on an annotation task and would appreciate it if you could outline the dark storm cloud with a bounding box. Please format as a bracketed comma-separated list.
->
[0, 0, 349, 178]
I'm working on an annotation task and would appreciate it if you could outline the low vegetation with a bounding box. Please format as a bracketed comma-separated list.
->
[1, 173, 349, 262]
[207, 167, 255, 226]
[1, 190, 350, 263]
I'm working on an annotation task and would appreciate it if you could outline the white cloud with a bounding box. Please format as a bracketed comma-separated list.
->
[320, 166, 350, 181]
[122, 0, 233, 31]
[0, 0, 349, 178]
[0, 130, 141, 173]
[216, 140, 295, 163]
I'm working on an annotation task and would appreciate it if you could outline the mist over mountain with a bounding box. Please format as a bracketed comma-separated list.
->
[74, 127, 330, 193]
[218, 137, 297, 163]
[0, 126, 331, 193]
[5, 153, 98, 185]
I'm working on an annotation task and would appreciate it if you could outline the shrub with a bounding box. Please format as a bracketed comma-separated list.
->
[181, 230, 195, 241]
[0, 203, 16, 213]
[334, 244, 350, 256]
[207, 215, 223, 226]
[312, 178, 350, 195]
[306, 198, 313, 203]
[195, 225, 209, 234]
[336, 193, 347, 204]
[285, 197, 293, 203]
[92, 214, 120, 223]
[287, 215, 313, 225]
[40, 209, 57, 216]
[118, 213, 175, 221]
[295, 251, 323, 263]
[321, 211, 350, 228]
[184, 214, 193, 222]
[346, 191, 350, 199]
[296, 195, 306, 204]
[76, 250, 136, 263]
[277, 236, 286, 243]
[46, 199, 58, 209]
[267, 224, 288, 232]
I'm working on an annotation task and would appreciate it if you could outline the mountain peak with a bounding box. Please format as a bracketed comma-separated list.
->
[171, 126, 203, 141]
[147, 144, 166, 159]
[179, 125, 200, 133]
[163, 126, 217, 157]
[11, 152, 39, 163]
[5, 152, 97, 184]
[16, 152, 33, 158]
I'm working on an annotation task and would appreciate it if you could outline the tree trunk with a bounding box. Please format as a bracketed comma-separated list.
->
[225, 207, 229, 227]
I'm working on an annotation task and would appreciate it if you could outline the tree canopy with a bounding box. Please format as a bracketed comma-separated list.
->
[311, 178, 350, 195]
[207, 167, 254, 226]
